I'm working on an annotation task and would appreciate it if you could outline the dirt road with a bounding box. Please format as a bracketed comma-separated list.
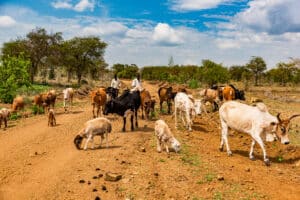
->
[0, 81, 299, 200]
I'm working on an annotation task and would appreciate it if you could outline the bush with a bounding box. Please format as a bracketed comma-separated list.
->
[31, 105, 44, 115]
[188, 79, 199, 89]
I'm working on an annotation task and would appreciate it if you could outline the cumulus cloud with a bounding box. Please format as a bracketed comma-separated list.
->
[0, 16, 16, 27]
[51, 0, 95, 12]
[233, 0, 300, 34]
[170, 0, 234, 11]
[82, 21, 128, 37]
[152, 23, 183, 46]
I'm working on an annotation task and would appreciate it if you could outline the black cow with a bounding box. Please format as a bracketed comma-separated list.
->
[103, 90, 141, 132]
[229, 84, 245, 100]
[106, 87, 119, 100]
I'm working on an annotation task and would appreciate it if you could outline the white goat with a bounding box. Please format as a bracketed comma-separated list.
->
[74, 117, 112, 150]
[154, 119, 181, 153]
[63, 87, 74, 112]
[174, 92, 196, 131]
[219, 101, 298, 166]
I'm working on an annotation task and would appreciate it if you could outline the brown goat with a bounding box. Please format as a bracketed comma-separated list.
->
[140, 90, 156, 120]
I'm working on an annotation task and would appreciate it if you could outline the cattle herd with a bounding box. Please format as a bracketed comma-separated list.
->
[1, 83, 299, 166]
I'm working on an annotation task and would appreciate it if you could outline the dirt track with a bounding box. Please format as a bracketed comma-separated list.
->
[0, 81, 300, 200]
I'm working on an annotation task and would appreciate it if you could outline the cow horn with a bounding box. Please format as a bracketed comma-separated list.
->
[289, 114, 300, 121]
[277, 113, 282, 122]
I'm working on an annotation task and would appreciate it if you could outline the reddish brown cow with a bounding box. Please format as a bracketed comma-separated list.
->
[222, 85, 235, 101]
[140, 90, 156, 120]
[90, 87, 107, 118]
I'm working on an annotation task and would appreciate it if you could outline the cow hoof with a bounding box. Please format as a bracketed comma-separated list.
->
[218, 147, 223, 152]
[227, 151, 233, 156]
[264, 159, 270, 166]
[249, 156, 255, 161]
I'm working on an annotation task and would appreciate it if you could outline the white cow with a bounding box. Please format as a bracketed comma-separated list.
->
[219, 101, 299, 166]
[63, 88, 74, 112]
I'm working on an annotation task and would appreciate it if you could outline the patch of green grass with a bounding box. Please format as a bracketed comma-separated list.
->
[213, 191, 223, 200]
[31, 105, 44, 115]
[180, 144, 201, 166]
[9, 112, 22, 120]
[204, 173, 215, 182]
[277, 155, 284, 162]
[159, 158, 166, 162]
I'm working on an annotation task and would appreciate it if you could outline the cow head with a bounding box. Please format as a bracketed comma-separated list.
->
[275, 113, 300, 145]
[238, 90, 246, 100]
[106, 87, 118, 100]
[74, 135, 83, 150]
[103, 100, 114, 115]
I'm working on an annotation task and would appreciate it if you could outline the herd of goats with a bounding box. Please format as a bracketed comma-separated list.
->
[0, 83, 299, 166]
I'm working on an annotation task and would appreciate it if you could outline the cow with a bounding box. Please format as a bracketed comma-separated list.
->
[140, 90, 156, 120]
[158, 87, 176, 114]
[90, 87, 107, 118]
[199, 88, 221, 112]
[63, 87, 74, 112]
[219, 101, 300, 166]
[103, 90, 141, 132]
[229, 84, 245, 100]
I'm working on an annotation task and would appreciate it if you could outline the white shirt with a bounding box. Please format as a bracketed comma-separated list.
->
[131, 78, 143, 92]
[111, 78, 121, 89]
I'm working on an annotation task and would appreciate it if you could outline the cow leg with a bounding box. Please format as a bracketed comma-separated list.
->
[92, 104, 96, 118]
[141, 106, 145, 119]
[249, 140, 256, 160]
[131, 112, 134, 131]
[4, 118, 7, 128]
[63, 99, 66, 111]
[220, 120, 232, 156]
[167, 100, 171, 114]
[159, 100, 163, 113]
[135, 109, 138, 128]
[175, 106, 178, 129]
[122, 117, 126, 132]
[186, 111, 192, 131]
[165, 142, 169, 153]
[105, 133, 108, 148]
[252, 134, 269, 166]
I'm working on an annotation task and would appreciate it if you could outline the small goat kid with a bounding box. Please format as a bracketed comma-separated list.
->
[219, 101, 300, 166]
[74, 117, 112, 150]
[154, 119, 180, 153]
[48, 108, 56, 127]
[0, 108, 11, 129]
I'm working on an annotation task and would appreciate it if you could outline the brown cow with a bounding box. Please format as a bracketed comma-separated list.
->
[33, 90, 56, 114]
[158, 87, 176, 114]
[199, 88, 221, 112]
[90, 87, 107, 118]
[222, 85, 235, 101]
[140, 90, 156, 120]
[11, 96, 24, 112]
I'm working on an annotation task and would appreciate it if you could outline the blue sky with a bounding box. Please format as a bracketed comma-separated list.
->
[1, 0, 300, 68]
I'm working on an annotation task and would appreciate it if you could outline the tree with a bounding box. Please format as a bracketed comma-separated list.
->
[246, 56, 267, 86]
[199, 59, 229, 86]
[0, 55, 31, 103]
[229, 65, 248, 81]
[60, 37, 107, 85]
[1, 27, 63, 83]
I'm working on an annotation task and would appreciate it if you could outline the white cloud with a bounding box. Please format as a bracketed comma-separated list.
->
[233, 0, 300, 34]
[152, 23, 183, 46]
[51, 0, 95, 12]
[74, 0, 95, 12]
[170, 0, 234, 11]
[82, 21, 128, 36]
[51, 0, 72, 9]
[0, 16, 16, 27]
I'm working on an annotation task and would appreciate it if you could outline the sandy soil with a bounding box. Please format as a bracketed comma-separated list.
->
[0, 81, 299, 200]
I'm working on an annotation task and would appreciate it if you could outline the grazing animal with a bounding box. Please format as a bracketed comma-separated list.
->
[103, 90, 141, 132]
[199, 88, 220, 112]
[0, 108, 11, 129]
[44, 90, 57, 110]
[158, 87, 176, 114]
[140, 90, 156, 120]
[33, 94, 45, 113]
[222, 85, 236, 101]
[73, 117, 112, 150]
[90, 87, 107, 118]
[63, 87, 74, 112]
[174, 92, 196, 131]
[106, 86, 119, 100]
[154, 119, 181, 153]
[48, 108, 56, 127]
[11, 96, 24, 112]
[229, 84, 245, 100]
[219, 101, 300, 166]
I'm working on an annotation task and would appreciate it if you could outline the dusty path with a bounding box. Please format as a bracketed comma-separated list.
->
[0, 81, 299, 200]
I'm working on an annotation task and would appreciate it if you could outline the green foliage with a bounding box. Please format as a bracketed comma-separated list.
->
[10, 112, 22, 120]
[0, 55, 31, 103]
[246, 56, 267, 86]
[188, 79, 199, 89]
[31, 105, 44, 115]
[199, 59, 230, 86]
[266, 62, 299, 85]
[229, 65, 249, 81]
[112, 64, 139, 79]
